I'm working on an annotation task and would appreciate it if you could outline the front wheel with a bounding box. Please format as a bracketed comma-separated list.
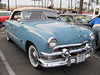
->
[28, 45, 40, 68]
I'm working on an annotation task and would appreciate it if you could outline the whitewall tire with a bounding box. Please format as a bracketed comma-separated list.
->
[28, 45, 39, 68]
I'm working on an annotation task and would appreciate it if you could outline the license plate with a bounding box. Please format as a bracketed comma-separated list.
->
[77, 54, 85, 63]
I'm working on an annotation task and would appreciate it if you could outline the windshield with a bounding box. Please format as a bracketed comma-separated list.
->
[60, 15, 75, 24]
[45, 11, 59, 19]
[74, 15, 92, 24]
[0, 12, 11, 16]
[24, 10, 59, 21]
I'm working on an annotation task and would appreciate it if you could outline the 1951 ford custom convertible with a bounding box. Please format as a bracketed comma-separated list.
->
[5, 7, 95, 68]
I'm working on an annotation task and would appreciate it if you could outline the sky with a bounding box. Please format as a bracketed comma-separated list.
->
[1, 0, 92, 8]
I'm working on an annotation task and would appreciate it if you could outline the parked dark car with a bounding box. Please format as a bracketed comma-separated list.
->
[60, 14, 92, 29]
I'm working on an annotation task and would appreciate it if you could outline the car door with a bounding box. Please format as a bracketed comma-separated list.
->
[9, 11, 25, 50]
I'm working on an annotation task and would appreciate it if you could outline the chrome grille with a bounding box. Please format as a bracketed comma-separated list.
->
[53, 41, 89, 53]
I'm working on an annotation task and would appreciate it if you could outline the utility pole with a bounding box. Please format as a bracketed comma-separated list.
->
[8, 0, 10, 11]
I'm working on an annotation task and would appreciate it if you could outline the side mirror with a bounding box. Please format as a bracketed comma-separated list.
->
[17, 19, 23, 24]
[17, 18, 22, 23]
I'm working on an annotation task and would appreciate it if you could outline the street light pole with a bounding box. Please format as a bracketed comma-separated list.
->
[8, 0, 10, 11]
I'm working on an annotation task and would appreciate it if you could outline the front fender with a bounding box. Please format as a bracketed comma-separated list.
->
[23, 25, 53, 56]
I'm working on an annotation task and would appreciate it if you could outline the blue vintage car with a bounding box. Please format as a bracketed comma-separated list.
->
[5, 7, 95, 68]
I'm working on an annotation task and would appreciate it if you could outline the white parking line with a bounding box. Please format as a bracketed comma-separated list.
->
[93, 55, 100, 59]
[0, 31, 5, 34]
[0, 35, 6, 38]
[0, 50, 16, 75]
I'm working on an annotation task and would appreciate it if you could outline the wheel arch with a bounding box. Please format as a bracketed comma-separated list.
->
[25, 40, 37, 54]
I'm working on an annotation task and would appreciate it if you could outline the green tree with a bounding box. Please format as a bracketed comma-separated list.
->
[96, 0, 99, 5]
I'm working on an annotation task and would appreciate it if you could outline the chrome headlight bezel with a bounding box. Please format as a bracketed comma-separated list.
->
[47, 37, 57, 48]
[89, 32, 95, 40]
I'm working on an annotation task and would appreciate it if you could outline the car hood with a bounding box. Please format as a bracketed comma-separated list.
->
[25, 20, 91, 45]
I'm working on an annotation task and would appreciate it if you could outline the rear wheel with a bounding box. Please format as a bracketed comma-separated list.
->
[7, 36, 12, 42]
[28, 45, 40, 68]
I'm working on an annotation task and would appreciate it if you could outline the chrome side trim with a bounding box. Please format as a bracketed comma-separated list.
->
[6, 30, 25, 44]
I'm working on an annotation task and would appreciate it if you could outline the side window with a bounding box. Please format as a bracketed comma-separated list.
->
[25, 11, 46, 21]
[11, 11, 22, 21]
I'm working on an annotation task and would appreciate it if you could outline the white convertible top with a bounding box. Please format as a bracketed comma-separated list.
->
[14, 7, 55, 11]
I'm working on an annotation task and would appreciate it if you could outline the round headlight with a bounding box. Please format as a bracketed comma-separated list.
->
[89, 32, 95, 40]
[47, 37, 57, 48]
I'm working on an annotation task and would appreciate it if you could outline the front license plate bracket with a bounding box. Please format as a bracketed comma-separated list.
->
[77, 54, 85, 63]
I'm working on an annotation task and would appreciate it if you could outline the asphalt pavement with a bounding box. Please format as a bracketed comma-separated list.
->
[0, 30, 100, 75]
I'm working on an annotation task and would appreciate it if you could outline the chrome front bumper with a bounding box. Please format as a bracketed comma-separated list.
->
[38, 41, 94, 68]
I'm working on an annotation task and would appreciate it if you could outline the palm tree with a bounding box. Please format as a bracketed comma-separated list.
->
[8, 0, 10, 11]
[38, 0, 40, 7]
[50, 0, 53, 5]
[47, 0, 49, 7]
[84, 2, 87, 10]
[15, 0, 17, 8]
[96, 0, 99, 5]
[60, 0, 62, 10]
[75, 0, 77, 10]
[68, 0, 70, 10]
[45, 0, 46, 7]
[79, 0, 83, 14]
[88, 0, 91, 11]
[91, 0, 95, 9]
[77, 0, 80, 9]
[71, 0, 72, 9]
[0, 0, 1, 4]
[42, 0, 43, 7]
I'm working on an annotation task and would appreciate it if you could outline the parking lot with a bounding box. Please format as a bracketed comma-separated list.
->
[0, 30, 100, 75]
